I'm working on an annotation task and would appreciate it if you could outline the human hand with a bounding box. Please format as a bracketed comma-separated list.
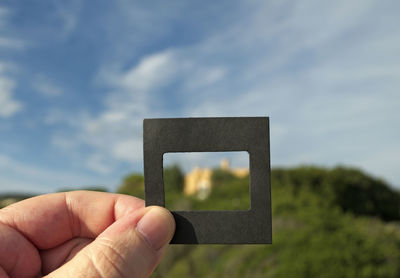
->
[0, 191, 175, 278]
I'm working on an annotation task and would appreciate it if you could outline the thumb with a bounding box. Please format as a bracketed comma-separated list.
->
[47, 206, 175, 278]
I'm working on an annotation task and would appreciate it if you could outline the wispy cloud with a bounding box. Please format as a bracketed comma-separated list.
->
[51, 0, 82, 39]
[69, 49, 233, 174]
[32, 74, 64, 97]
[71, 51, 177, 173]
[0, 64, 22, 118]
[0, 6, 26, 50]
[0, 6, 25, 118]
[0, 153, 110, 193]
[0, 37, 25, 49]
[43, 0, 400, 187]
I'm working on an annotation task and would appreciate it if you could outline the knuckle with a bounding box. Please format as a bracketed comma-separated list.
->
[88, 239, 126, 278]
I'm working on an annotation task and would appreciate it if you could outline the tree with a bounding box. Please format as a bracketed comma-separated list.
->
[57, 186, 108, 192]
[163, 165, 184, 193]
[117, 173, 145, 199]
[211, 168, 236, 186]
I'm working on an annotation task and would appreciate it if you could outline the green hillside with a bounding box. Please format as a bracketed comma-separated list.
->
[119, 166, 400, 277]
[0, 194, 36, 209]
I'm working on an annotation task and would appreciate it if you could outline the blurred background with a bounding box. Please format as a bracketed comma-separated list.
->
[1, 1, 400, 277]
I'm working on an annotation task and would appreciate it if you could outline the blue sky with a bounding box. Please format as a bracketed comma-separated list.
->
[0, 0, 399, 193]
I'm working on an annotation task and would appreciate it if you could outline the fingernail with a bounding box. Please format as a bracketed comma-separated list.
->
[136, 207, 175, 251]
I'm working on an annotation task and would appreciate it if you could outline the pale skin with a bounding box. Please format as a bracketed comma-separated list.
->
[0, 191, 176, 278]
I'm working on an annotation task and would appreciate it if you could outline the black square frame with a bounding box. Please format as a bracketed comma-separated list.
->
[143, 117, 272, 244]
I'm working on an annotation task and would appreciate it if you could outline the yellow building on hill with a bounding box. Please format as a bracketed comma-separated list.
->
[183, 159, 249, 199]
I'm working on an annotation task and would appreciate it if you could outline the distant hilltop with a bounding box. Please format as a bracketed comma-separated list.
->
[0, 193, 35, 208]
[184, 158, 249, 199]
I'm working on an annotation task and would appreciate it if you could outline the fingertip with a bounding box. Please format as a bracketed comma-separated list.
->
[49, 206, 176, 277]
[136, 206, 175, 251]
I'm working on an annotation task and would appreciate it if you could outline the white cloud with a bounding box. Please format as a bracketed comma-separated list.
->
[0, 7, 25, 118]
[112, 139, 142, 162]
[50, 0, 400, 188]
[0, 153, 108, 193]
[0, 66, 22, 118]
[119, 51, 175, 91]
[57, 50, 181, 173]
[0, 37, 25, 49]
[85, 154, 111, 175]
[0, 91, 21, 118]
[47, 0, 82, 40]
[182, 67, 227, 92]
[32, 75, 64, 97]
[76, 50, 232, 174]
[0, 6, 26, 50]
[57, 4, 79, 36]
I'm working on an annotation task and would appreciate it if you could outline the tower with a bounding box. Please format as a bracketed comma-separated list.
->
[220, 158, 230, 171]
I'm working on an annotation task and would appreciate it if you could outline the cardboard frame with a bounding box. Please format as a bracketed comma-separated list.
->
[143, 117, 272, 244]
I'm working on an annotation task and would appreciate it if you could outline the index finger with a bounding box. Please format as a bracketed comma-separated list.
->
[0, 191, 145, 249]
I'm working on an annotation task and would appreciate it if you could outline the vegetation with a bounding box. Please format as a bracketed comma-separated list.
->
[0, 187, 109, 209]
[0, 193, 35, 209]
[1, 165, 399, 276]
[117, 165, 400, 277]
[164, 164, 185, 192]
[118, 173, 145, 199]
[56, 186, 109, 193]
[271, 166, 400, 221]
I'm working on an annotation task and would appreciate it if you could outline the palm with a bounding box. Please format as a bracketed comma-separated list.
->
[0, 191, 145, 277]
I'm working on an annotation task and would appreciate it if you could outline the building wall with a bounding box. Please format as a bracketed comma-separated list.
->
[183, 160, 249, 197]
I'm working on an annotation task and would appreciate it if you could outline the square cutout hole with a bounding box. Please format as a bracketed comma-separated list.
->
[163, 151, 250, 211]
